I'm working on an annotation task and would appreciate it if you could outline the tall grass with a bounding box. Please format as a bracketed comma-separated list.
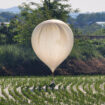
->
[70, 39, 104, 60]
[0, 44, 37, 66]
[0, 39, 105, 70]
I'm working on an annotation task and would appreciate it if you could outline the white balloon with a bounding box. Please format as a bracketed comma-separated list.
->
[31, 19, 74, 73]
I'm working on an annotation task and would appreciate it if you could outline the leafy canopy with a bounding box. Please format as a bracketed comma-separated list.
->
[16, 0, 72, 45]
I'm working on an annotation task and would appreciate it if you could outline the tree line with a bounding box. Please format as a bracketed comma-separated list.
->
[68, 12, 105, 35]
[0, 12, 16, 22]
[0, 0, 74, 45]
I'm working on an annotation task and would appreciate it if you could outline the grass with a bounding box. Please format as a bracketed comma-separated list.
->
[0, 38, 105, 66]
[70, 39, 104, 60]
[0, 44, 37, 66]
[0, 76, 104, 105]
[0, 38, 105, 64]
[0, 39, 105, 70]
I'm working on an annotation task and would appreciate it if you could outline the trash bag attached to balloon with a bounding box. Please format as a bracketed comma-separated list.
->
[31, 19, 74, 74]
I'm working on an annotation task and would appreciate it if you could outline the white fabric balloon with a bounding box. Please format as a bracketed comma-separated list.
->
[31, 19, 74, 73]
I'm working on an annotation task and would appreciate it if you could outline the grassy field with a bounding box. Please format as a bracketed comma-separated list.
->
[0, 76, 105, 105]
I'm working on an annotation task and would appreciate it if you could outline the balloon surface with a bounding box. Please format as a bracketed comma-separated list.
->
[31, 19, 74, 73]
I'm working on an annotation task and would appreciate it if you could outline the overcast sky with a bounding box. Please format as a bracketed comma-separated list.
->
[0, 0, 105, 13]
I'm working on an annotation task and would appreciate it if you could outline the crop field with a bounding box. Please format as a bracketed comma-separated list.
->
[0, 76, 105, 105]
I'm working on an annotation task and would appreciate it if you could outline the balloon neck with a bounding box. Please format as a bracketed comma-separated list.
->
[50, 67, 55, 73]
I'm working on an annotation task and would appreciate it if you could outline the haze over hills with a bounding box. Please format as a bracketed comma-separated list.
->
[0, 6, 105, 18]
[0, 6, 105, 30]
[0, 7, 20, 14]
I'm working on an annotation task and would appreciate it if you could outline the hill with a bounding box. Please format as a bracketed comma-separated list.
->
[0, 12, 16, 22]
[0, 7, 20, 14]
[69, 12, 105, 35]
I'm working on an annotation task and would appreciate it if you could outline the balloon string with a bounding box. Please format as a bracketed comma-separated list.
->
[52, 72, 54, 83]
[52, 72, 55, 104]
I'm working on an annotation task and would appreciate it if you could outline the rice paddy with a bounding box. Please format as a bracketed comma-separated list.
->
[0, 76, 105, 105]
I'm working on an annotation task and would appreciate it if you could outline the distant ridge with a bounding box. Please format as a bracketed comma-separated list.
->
[0, 7, 20, 14]
[70, 13, 80, 19]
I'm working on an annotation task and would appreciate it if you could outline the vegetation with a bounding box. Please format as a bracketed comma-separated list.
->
[0, 1, 105, 105]
[0, 44, 36, 66]
[69, 12, 105, 35]
[91, 28, 105, 36]
[0, 0, 73, 45]
[17, 0, 72, 45]
[0, 12, 16, 22]
[0, 76, 104, 105]
[70, 39, 103, 60]
[0, 39, 105, 75]
[0, 39, 105, 67]
[0, 0, 105, 75]
[75, 13, 105, 27]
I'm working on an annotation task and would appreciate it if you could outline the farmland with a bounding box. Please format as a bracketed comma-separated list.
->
[0, 76, 105, 105]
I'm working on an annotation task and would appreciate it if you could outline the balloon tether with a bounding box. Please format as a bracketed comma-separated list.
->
[52, 72, 55, 84]
[49, 72, 55, 90]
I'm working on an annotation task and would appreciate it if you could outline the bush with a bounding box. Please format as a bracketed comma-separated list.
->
[70, 39, 102, 60]
[0, 44, 37, 67]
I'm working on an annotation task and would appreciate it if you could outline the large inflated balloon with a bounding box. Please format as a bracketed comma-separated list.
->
[31, 19, 74, 73]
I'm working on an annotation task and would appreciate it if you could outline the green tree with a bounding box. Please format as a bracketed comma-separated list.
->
[0, 18, 19, 44]
[0, 33, 7, 44]
[16, 0, 72, 45]
[0, 23, 8, 44]
[7, 18, 19, 44]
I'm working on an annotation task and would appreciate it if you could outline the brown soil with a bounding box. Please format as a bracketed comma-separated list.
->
[55, 58, 105, 75]
[1, 58, 105, 76]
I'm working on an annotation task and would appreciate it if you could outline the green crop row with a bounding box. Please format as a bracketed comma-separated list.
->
[0, 76, 104, 105]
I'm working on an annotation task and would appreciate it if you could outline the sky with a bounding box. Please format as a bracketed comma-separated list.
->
[0, 0, 105, 13]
